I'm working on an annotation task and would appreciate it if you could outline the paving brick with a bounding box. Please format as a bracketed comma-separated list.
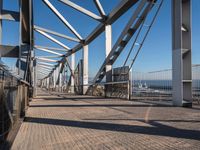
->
[11, 90, 200, 150]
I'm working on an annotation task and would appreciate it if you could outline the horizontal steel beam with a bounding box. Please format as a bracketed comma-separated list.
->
[36, 55, 61, 58]
[37, 61, 56, 66]
[0, 45, 19, 57]
[35, 28, 70, 50]
[43, 0, 83, 40]
[34, 25, 80, 43]
[0, 10, 20, 21]
[37, 67, 52, 72]
[34, 45, 67, 52]
[37, 71, 50, 75]
[38, 64, 54, 69]
[37, 57, 58, 63]
[59, 0, 102, 21]
[35, 46, 64, 56]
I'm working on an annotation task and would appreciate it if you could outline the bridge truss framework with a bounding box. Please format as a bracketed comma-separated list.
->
[0, 0, 192, 107]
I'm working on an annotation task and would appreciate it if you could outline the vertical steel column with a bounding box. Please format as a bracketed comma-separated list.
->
[20, 0, 33, 85]
[53, 69, 56, 89]
[33, 59, 37, 97]
[59, 63, 62, 92]
[71, 53, 75, 93]
[0, 0, 2, 59]
[105, 25, 112, 82]
[83, 45, 88, 94]
[47, 77, 49, 91]
[172, 0, 192, 107]
[56, 66, 59, 91]
[45, 78, 48, 89]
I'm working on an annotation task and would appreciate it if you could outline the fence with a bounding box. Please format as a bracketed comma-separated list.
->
[132, 65, 200, 103]
[0, 63, 30, 147]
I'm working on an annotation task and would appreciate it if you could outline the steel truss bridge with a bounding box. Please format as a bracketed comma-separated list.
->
[0, 0, 198, 148]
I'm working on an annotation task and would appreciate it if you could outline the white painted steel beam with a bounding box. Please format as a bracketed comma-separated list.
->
[59, 0, 102, 21]
[61, 0, 139, 57]
[83, 45, 88, 94]
[48, 0, 140, 78]
[92, 0, 149, 83]
[105, 24, 112, 82]
[71, 53, 75, 93]
[0, 10, 20, 21]
[37, 57, 58, 63]
[38, 66, 52, 71]
[34, 25, 80, 43]
[37, 70, 50, 75]
[93, 0, 106, 17]
[172, 0, 192, 107]
[38, 64, 54, 69]
[43, 0, 83, 40]
[37, 61, 55, 66]
[35, 28, 70, 50]
[36, 56, 61, 58]
[34, 45, 67, 52]
[35, 47, 63, 56]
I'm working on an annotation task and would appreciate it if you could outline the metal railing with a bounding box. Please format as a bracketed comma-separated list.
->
[132, 65, 200, 104]
[0, 62, 30, 145]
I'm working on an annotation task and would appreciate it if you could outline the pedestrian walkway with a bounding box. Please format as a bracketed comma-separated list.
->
[12, 89, 200, 150]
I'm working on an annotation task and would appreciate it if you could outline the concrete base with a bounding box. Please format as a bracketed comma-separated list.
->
[182, 101, 192, 108]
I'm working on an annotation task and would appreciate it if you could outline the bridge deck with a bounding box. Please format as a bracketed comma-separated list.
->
[12, 90, 200, 150]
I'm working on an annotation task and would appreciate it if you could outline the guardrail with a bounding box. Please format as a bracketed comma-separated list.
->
[132, 65, 200, 104]
[0, 62, 30, 147]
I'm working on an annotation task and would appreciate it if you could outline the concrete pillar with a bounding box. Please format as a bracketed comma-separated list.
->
[105, 24, 112, 82]
[172, 0, 192, 107]
[71, 53, 75, 93]
[83, 45, 88, 94]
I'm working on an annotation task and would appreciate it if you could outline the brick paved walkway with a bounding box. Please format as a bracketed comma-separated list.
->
[12, 90, 200, 150]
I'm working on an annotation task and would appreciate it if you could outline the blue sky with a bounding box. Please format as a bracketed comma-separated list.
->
[1, 0, 200, 77]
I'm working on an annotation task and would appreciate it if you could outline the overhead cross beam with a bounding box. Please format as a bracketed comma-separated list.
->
[37, 61, 56, 66]
[42, 0, 139, 80]
[43, 0, 83, 40]
[34, 45, 67, 52]
[37, 57, 58, 63]
[38, 64, 54, 69]
[36, 55, 61, 58]
[52, 0, 140, 79]
[59, 0, 102, 21]
[35, 46, 64, 56]
[34, 25, 80, 43]
[0, 10, 20, 21]
[35, 28, 70, 50]
[66, 0, 140, 56]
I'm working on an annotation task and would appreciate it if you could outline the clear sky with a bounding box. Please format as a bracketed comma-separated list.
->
[1, 0, 200, 78]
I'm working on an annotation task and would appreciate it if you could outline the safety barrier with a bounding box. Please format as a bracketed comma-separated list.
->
[132, 65, 200, 104]
[0, 63, 30, 147]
